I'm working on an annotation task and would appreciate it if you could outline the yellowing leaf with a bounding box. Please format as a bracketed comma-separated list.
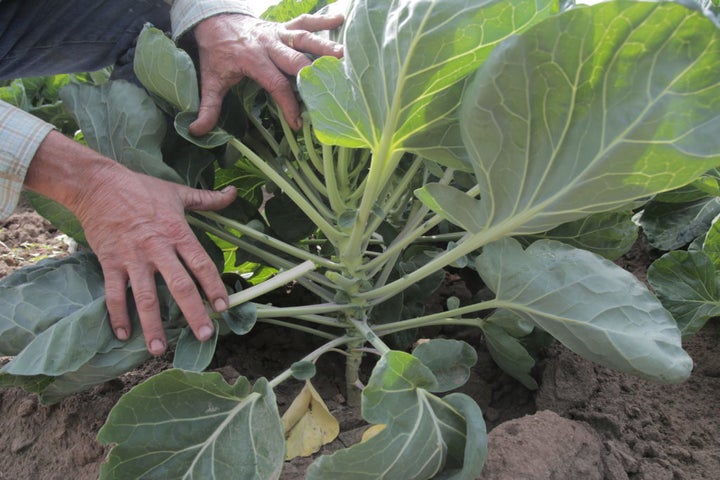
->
[360, 424, 386, 443]
[282, 381, 339, 460]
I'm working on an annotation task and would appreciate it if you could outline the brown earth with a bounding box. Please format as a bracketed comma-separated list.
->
[0, 201, 719, 480]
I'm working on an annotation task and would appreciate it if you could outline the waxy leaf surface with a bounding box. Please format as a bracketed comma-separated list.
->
[98, 370, 284, 480]
[307, 351, 486, 479]
[475, 238, 692, 384]
[460, 2, 720, 235]
[299, 0, 558, 169]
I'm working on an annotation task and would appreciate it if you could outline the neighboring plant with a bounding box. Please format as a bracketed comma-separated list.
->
[2, 0, 720, 478]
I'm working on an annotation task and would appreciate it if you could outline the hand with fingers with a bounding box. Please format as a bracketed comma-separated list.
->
[189, 12, 344, 135]
[25, 131, 237, 356]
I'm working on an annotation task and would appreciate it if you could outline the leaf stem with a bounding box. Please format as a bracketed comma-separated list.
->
[268, 335, 355, 389]
[193, 212, 340, 270]
[229, 138, 343, 242]
[227, 260, 316, 307]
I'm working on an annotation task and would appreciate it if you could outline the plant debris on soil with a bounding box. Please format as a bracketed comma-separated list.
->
[1, 202, 719, 480]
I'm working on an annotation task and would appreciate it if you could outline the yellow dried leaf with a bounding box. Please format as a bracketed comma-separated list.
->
[282, 381, 340, 460]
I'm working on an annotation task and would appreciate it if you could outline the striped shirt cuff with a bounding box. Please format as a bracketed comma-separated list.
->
[0, 101, 55, 219]
[170, 0, 254, 41]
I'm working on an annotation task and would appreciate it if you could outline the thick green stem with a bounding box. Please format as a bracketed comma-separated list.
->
[227, 260, 316, 307]
[344, 339, 365, 407]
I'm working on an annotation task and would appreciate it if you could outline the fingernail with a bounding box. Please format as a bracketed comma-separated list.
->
[220, 186, 234, 194]
[115, 327, 129, 340]
[149, 339, 166, 355]
[294, 116, 303, 129]
[199, 325, 214, 341]
[213, 297, 228, 312]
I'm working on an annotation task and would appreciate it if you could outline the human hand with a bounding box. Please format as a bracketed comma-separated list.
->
[78, 167, 237, 355]
[189, 12, 344, 135]
[25, 132, 237, 355]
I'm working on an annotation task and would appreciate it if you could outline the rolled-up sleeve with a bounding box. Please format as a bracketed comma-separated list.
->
[170, 0, 254, 41]
[0, 101, 54, 219]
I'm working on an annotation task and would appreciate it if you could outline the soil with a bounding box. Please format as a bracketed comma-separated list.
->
[1, 200, 719, 480]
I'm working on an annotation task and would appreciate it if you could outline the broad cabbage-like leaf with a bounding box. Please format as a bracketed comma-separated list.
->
[475, 238, 692, 384]
[635, 197, 720, 250]
[98, 370, 284, 480]
[307, 351, 487, 479]
[298, 0, 559, 170]
[134, 25, 199, 113]
[459, 2, 720, 235]
[647, 250, 720, 337]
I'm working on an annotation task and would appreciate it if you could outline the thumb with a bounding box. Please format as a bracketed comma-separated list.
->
[189, 82, 227, 137]
[181, 185, 237, 212]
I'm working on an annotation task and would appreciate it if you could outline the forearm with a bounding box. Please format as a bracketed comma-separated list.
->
[23, 130, 125, 220]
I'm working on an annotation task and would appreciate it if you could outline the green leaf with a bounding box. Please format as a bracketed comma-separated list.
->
[702, 214, 720, 268]
[647, 250, 720, 337]
[481, 323, 538, 390]
[60, 81, 182, 183]
[415, 184, 485, 233]
[475, 238, 692, 384]
[412, 339, 478, 393]
[636, 197, 720, 250]
[134, 25, 199, 112]
[461, 2, 720, 235]
[265, 193, 317, 243]
[98, 370, 284, 480]
[0, 252, 105, 358]
[38, 330, 153, 405]
[26, 191, 87, 245]
[298, 0, 558, 168]
[307, 351, 487, 479]
[290, 361, 317, 381]
[173, 319, 219, 372]
[175, 110, 233, 149]
[221, 302, 258, 335]
[522, 211, 638, 260]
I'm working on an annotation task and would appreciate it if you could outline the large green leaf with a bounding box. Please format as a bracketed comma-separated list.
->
[459, 2, 720, 235]
[298, 0, 558, 169]
[0, 252, 106, 358]
[307, 351, 487, 479]
[98, 370, 284, 480]
[475, 238, 692, 384]
[647, 250, 720, 337]
[134, 25, 199, 113]
[60, 81, 182, 183]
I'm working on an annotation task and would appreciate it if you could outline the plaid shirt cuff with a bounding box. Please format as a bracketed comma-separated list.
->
[170, 0, 254, 41]
[0, 102, 54, 219]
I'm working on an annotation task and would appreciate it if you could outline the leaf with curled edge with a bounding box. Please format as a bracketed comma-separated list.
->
[475, 238, 693, 384]
[307, 351, 487, 479]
